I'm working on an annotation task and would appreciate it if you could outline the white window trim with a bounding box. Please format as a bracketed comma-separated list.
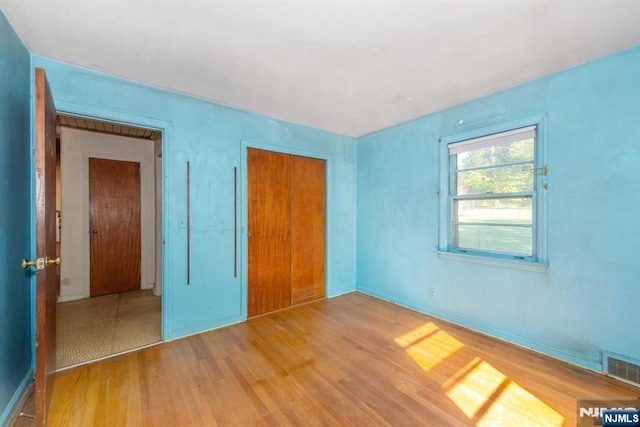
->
[438, 115, 549, 271]
[448, 125, 537, 155]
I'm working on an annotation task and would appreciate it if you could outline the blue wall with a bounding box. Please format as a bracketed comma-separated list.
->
[0, 10, 33, 425]
[356, 46, 640, 370]
[31, 56, 357, 339]
[2, 14, 637, 422]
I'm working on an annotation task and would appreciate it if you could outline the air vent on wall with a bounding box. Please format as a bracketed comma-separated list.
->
[603, 351, 640, 388]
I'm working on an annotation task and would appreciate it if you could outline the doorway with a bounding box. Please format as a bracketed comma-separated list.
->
[55, 114, 163, 369]
[247, 147, 326, 317]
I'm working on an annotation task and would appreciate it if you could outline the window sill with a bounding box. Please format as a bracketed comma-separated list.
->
[436, 250, 549, 273]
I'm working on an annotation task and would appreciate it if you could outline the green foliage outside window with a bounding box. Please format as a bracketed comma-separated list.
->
[456, 138, 534, 208]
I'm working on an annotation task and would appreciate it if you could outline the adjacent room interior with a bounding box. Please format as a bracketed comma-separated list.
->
[55, 115, 163, 369]
[1, 1, 639, 426]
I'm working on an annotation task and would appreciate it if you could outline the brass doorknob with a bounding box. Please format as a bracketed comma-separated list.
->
[46, 256, 61, 266]
[22, 259, 37, 269]
[91, 229, 98, 234]
[22, 257, 45, 270]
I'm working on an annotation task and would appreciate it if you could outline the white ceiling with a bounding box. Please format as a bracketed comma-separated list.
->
[2, 0, 640, 137]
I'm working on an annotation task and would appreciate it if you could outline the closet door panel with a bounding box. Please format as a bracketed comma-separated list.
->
[247, 148, 292, 316]
[291, 156, 326, 303]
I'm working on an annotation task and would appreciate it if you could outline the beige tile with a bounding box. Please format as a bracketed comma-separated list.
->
[56, 290, 161, 368]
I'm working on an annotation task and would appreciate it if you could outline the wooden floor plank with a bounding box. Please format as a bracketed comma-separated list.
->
[36, 292, 639, 426]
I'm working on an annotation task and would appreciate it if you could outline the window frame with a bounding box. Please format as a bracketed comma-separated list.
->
[438, 115, 549, 271]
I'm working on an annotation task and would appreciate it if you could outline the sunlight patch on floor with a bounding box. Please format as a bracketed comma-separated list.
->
[395, 322, 464, 372]
[395, 322, 565, 426]
[394, 322, 440, 347]
[445, 360, 506, 418]
[475, 381, 565, 426]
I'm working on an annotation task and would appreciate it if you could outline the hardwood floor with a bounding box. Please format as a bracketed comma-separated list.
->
[32, 292, 640, 425]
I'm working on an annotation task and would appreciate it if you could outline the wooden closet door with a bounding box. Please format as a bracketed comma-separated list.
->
[247, 148, 292, 316]
[291, 156, 326, 303]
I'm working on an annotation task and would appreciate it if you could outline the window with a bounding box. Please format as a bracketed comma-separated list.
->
[439, 119, 548, 267]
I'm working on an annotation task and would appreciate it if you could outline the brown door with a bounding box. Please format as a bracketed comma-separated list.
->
[247, 148, 292, 316]
[89, 158, 141, 296]
[34, 67, 58, 426]
[247, 148, 326, 317]
[291, 156, 325, 303]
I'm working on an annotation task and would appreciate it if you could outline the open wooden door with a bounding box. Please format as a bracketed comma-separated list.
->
[34, 67, 58, 426]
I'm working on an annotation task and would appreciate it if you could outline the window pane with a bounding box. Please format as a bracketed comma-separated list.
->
[454, 224, 532, 256]
[456, 138, 534, 170]
[454, 198, 532, 224]
[456, 164, 533, 195]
